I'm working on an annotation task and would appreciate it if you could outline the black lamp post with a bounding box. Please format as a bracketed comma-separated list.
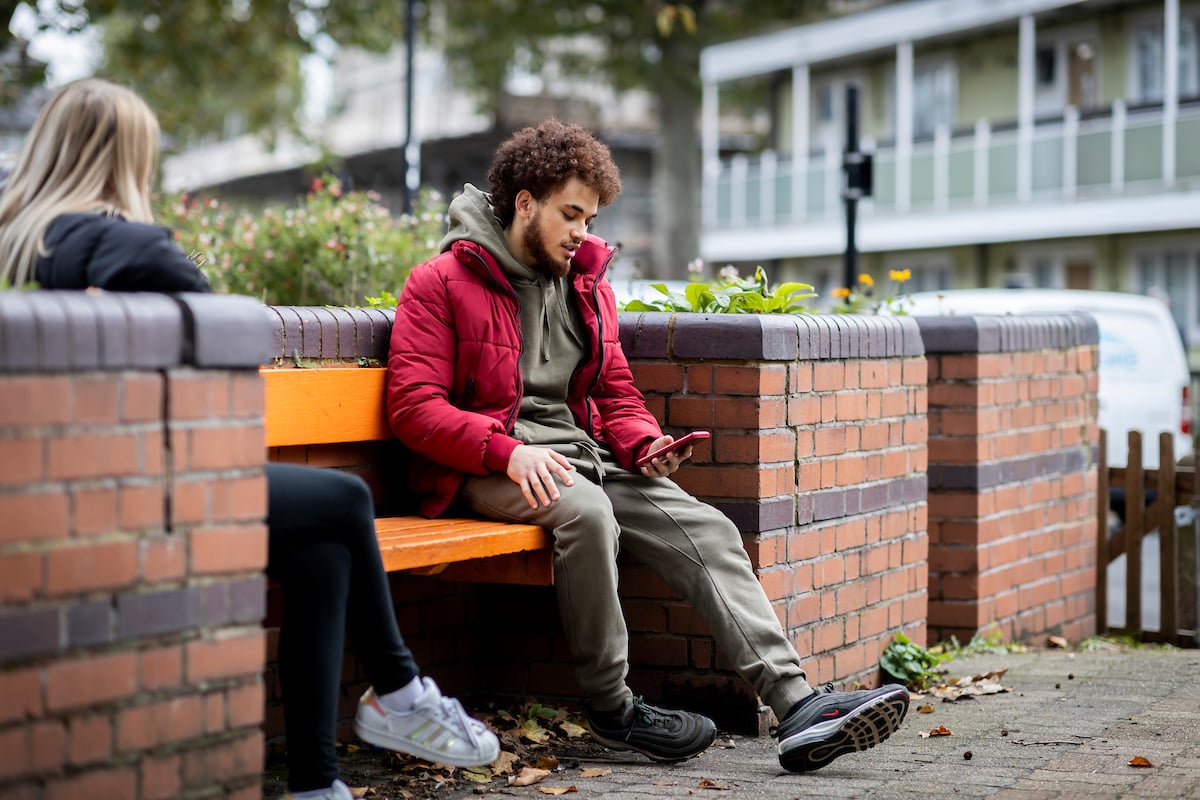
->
[842, 84, 873, 290]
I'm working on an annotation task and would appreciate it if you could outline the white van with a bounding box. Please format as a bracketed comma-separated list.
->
[905, 288, 1192, 470]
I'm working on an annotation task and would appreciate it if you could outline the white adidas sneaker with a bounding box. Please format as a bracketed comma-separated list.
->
[353, 677, 500, 767]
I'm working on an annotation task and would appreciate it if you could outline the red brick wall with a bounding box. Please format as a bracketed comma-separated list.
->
[919, 315, 1100, 644]
[623, 314, 928, 729]
[0, 292, 273, 800]
[260, 309, 929, 733]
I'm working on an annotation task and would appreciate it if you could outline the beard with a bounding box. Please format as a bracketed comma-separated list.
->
[522, 211, 572, 278]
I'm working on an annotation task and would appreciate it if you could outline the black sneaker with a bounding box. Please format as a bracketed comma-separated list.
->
[773, 684, 909, 772]
[587, 696, 716, 763]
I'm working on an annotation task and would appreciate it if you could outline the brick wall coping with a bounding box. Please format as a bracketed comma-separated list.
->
[2, 297, 1095, 370]
[0, 291, 273, 372]
[260, 307, 926, 364]
[915, 313, 1099, 354]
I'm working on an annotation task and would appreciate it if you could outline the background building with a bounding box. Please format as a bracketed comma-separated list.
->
[160, 39, 663, 285]
[700, 0, 1200, 362]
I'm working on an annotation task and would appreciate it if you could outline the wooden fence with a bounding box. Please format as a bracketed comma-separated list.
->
[1098, 429, 1199, 646]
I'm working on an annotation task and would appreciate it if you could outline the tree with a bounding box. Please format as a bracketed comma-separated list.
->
[435, 1, 824, 278]
[4, 1, 828, 277]
[1, 0, 407, 144]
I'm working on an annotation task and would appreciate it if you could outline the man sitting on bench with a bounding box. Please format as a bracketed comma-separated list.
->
[385, 119, 910, 773]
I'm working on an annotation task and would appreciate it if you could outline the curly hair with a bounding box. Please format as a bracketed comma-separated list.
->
[487, 118, 622, 227]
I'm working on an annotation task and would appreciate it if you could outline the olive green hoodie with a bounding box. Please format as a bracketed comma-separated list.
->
[440, 185, 599, 458]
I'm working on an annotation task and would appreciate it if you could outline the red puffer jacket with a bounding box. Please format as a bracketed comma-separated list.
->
[386, 233, 662, 518]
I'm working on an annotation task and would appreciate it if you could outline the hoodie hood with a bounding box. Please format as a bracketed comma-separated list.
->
[440, 184, 537, 283]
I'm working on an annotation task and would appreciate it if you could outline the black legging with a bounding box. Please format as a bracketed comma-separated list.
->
[265, 463, 420, 792]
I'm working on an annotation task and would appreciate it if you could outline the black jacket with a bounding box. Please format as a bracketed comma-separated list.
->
[36, 213, 211, 293]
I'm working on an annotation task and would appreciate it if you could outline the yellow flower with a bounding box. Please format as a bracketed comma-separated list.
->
[889, 269, 912, 282]
[858, 273, 875, 287]
[832, 287, 851, 299]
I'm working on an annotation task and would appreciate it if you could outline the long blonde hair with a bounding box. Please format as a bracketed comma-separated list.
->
[0, 79, 160, 286]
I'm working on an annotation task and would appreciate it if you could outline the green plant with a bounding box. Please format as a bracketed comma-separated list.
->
[939, 624, 1027, 657]
[0, 277, 38, 291]
[1079, 633, 1179, 652]
[620, 265, 815, 314]
[362, 289, 400, 309]
[157, 175, 446, 307]
[832, 269, 914, 315]
[880, 631, 951, 690]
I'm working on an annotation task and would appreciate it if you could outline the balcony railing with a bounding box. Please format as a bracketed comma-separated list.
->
[709, 100, 1200, 230]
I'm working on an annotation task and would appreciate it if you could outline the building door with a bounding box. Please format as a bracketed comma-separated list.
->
[1067, 41, 1099, 110]
[1065, 258, 1094, 290]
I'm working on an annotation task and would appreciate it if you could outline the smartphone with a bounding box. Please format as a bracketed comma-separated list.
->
[635, 430, 711, 468]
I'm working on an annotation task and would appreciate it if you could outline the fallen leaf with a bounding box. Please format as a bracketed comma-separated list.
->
[558, 720, 588, 738]
[509, 767, 552, 787]
[920, 725, 953, 738]
[1048, 635, 1069, 649]
[345, 744, 365, 754]
[579, 768, 611, 778]
[1129, 756, 1155, 768]
[918, 704, 935, 714]
[520, 719, 552, 743]
[652, 780, 679, 786]
[531, 755, 560, 771]
[697, 778, 731, 790]
[490, 751, 519, 775]
[538, 788, 578, 795]
[459, 768, 492, 784]
[348, 789, 371, 799]
[930, 669, 1009, 701]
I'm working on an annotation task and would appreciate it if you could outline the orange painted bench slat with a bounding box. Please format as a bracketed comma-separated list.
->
[262, 366, 553, 585]
[262, 366, 389, 447]
[373, 517, 551, 569]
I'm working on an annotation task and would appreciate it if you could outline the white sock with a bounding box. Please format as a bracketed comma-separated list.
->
[377, 676, 424, 714]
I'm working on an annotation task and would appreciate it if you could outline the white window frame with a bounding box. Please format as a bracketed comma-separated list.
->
[883, 55, 958, 143]
[1127, 3, 1200, 105]
[911, 58, 958, 140]
[1015, 244, 1098, 290]
[1129, 243, 1200, 345]
[810, 69, 870, 152]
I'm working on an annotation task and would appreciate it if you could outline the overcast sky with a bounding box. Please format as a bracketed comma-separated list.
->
[8, 3, 332, 123]
[9, 3, 101, 86]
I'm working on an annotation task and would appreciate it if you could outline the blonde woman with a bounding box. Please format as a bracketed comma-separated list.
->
[0, 79, 499, 800]
[0, 80, 208, 291]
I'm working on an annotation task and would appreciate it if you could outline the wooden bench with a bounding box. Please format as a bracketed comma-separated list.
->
[262, 365, 554, 585]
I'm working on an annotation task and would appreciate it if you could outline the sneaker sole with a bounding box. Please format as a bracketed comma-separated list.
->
[354, 717, 499, 768]
[589, 720, 717, 764]
[777, 688, 909, 773]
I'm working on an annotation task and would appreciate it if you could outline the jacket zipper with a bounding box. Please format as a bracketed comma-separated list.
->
[464, 248, 524, 432]
[580, 245, 619, 436]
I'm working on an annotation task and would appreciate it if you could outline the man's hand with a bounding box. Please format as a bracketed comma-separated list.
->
[507, 444, 575, 509]
[638, 435, 693, 478]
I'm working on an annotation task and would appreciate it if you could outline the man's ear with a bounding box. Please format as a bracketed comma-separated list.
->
[514, 189, 537, 219]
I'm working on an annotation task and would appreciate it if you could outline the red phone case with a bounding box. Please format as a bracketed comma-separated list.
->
[636, 430, 711, 467]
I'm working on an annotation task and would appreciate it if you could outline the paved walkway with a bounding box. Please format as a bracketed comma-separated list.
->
[445, 647, 1200, 799]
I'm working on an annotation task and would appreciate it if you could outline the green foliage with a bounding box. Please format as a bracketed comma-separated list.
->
[938, 625, 1027, 657]
[8, 1, 411, 145]
[437, 0, 822, 102]
[362, 289, 400, 310]
[157, 175, 445, 307]
[880, 631, 951, 691]
[620, 265, 815, 314]
[0, 277, 39, 292]
[831, 270, 915, 315]
[1080, 633, 1179, 652]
